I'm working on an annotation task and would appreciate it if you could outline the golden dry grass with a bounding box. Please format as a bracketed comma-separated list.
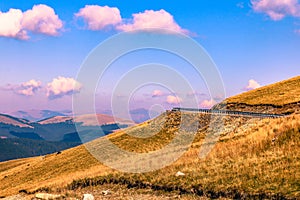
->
[1, 112, 299, 198]
[100, 114, 300, 198]
[0, 145, 114, 196]
[225, 75, 300, 105]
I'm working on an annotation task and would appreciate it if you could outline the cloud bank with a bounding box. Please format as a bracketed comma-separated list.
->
[2, 79, 42, 96]
[16, 80, 42, 96]
[166, 95, 182, 105]
[47, 77, 82, 99]
[152, 90, 164, 97]
[1, 4, 189, 39]
[75, 5, 189, 34]
[251, 0, 300, 20]
[75, 5, 122, 30]
[116, 9, 188, 34]
[0, 4, 63, 40]
[2, 77, 82, 99]
[200, 99, 216, 108]
[0, 9, 26, 39]
[244, 79, 261, 91]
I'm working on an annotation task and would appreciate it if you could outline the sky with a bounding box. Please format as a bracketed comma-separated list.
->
[0, 0, 300, 116]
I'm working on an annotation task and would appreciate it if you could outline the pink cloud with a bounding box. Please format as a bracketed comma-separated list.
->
[166, 95, 182, 105]
[200, 99, 216, 108]
[2, 79, 42, 96]
[0, 4, 63, 40]
[251, 0, 300, 20]
[18, 80, 42, 96]
[244, 79, 261, 91]
[47, 77, 82, 99]
[22, 4, 63, 36]
[152, 90, 164, 97]
[75, 6, 190, 34]
[117, 9, 189, 34]
[0, 9, 28, 40]
[75, 5, 122, 30]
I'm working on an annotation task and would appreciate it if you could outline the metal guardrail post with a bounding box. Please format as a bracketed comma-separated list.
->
[171, 107, 287, 118]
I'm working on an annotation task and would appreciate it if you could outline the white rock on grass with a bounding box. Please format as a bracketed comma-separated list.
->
[2, 194, 26, 200]
[175, 171, 185, 176]
[83, 194, 95, 200]
[35, 193, 61, 199]
[101, 190, 111, 195]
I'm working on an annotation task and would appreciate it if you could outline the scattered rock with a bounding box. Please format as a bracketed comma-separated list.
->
[35, 193, 61, 199]
[83, 194, 94, 200]
[101, 190, 111, 196]
[1, 194, 26, 200]
[175, 171, 185, 176]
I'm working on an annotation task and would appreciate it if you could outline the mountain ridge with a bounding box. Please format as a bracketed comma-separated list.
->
[215, 75, 300, 114]
[0, 112, 135, 162]
[0, 113, 31, 128]
[8, 109, 71, 122]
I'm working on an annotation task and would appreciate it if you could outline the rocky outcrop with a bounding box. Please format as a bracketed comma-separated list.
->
[214, 101, 300, 115]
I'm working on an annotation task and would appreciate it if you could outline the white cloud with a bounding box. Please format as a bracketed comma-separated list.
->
[75, 5, 122, 30]
[200, 99, 216, 108]
[22, 4, 63, 36]
[2, 79, 42, 96]
[47, 77, 82, 99]
[117, 9, 188, 34]
[244, 79, 261, 91]
[152, 90, 164, 97]
[0, 9, 27, 39]
[75, 6, 189, 34]
[166, 95, 182, 104]
[0, 4, 63, 40]
[18, 79, 42, 96]
[251, 0, 300, 20]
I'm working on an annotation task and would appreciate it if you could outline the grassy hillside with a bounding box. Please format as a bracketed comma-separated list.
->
[0, 76, 299, 199]
[0, 112, 299, 198]
[215, 76, 300, 114]
[225, 75, 300, 105]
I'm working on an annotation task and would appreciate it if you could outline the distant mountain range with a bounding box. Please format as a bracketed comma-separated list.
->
[8, 109, 72, 122]
[0, 107, 159, 161]
[102, 108, 160, 123]
[0, 112, 135, 161]
[8, 108, 158, 123]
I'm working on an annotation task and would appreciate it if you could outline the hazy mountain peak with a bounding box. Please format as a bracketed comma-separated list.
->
[0, 114, 32, 128]
[8, 109, 71, 122]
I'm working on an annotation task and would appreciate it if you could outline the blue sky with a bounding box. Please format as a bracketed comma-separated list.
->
[0, 0, 299, 115]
